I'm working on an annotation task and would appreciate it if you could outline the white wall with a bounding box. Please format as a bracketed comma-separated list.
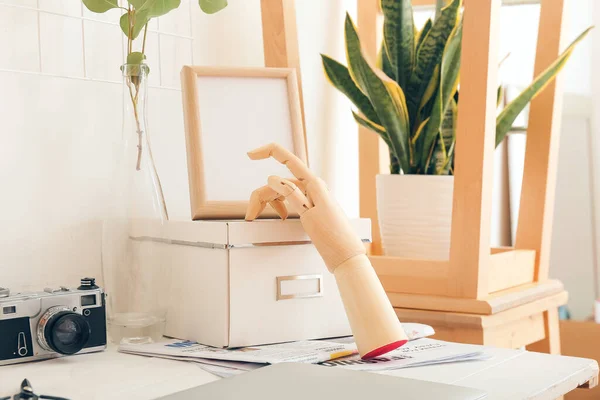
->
[498, 1, 597, 320]
[1, 0, 597, 320]
[0, 0, 359, 292]
[497, 1, 597, 320]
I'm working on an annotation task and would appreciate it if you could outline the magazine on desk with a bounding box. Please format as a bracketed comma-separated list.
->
[119, 338, 357, 365]
[118, 323, 491, 378]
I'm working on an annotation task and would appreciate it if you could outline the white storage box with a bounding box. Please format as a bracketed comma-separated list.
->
[154, 218, 371, 348]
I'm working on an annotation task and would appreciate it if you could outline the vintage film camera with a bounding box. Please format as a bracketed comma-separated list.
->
[0, 278, 106, 366]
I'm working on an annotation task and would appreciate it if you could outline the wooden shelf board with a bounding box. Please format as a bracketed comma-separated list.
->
[394, 290, 568, 328]
[386, 279, 564, 315]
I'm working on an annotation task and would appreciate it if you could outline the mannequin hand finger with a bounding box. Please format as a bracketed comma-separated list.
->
[247, 143, 314, 182]
[268, 176, 314, 208]
[245, 200, 267, 222]
[246, 185, 282, 221]
[288, 178, 313, 207]
[305, 177, 330, 206]
[267, 176, 312, 215]
[289, 178, 307, 194]
[269, 198, 288, 220]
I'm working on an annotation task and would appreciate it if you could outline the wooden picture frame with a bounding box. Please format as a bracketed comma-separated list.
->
[181, 66, 307, 220]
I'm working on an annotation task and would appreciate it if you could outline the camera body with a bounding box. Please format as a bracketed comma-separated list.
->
[0, 278, 107, 366]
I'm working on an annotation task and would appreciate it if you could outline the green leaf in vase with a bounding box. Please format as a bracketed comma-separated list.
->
[199, 0, 227, 14]
[83, 0, 119, 13]
[120, 10, 150, 40]
[146, 0, 181, 17]
[128, 0, 150, 9]
[127, 51, 147, 65]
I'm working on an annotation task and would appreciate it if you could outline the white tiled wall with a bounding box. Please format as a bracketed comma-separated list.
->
[0, 0, 202, 291]
[0, 0, 360, 292]
[0, 0, 198, 86]
[3, 0, 596, 311]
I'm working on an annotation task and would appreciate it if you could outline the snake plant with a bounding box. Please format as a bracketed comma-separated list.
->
[322, 0, 591, 174]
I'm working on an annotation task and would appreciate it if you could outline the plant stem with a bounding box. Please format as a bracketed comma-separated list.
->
[124, 6, 148, 171]
[128, 6, 133, 54]
[127, 80, 143, 171]
[141, 24, 148, 55]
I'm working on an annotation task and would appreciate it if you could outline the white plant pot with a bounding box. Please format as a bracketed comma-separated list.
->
[376, 174, 454, 260]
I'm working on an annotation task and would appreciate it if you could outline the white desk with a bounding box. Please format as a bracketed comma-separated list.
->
[0, 345, 597, 400]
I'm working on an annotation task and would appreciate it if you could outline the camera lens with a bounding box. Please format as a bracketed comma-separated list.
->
[54, 316, 86, 346]
[37, 306, 91, 355]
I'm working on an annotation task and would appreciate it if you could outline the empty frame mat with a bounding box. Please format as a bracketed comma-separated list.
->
[181, 67, 307, 220]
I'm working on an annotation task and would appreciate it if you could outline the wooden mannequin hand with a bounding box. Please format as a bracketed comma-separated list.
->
[245, 143, 366, 274]
[245, 143, 408, 358]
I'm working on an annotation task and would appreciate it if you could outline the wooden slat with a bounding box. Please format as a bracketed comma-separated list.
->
[370, 255, 450, 296]
[357, 0, 385, 255]
[411, 0, 541, 6]
[394, 291, 568, 329]
[528, 307, 562, 355]
[386, 279, 564, 315]
[448, 0, 501, 298]
[515, 0, 566, 281]
[372, 249, 534, 298]
[485, 279, 564, 313]
[482, 312, 546, 349]
[491, 246, 514, 254]
[488, 249, 536, 293]
[260, 0, 308, 160]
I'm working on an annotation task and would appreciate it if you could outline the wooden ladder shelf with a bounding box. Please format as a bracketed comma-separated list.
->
[358, 0, 568, 353]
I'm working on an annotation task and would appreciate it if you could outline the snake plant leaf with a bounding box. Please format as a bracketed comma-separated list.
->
[199, 0, 228, 14]
[438, 22, 461, 111]
[496, 26, 593, 147]
[352, 111, 392, 148]
[381, 0, 414, 88]
[406, 0, 460, 118]
[411, 118, 429, 145]
[321, 54, 380, 124]
[119, 10, 150, 40]
[419, 64, 440, 114]
[418, 21, 462, 171]
[390, 150, 401, 174]
[345, 13, 412, 173]
[497, 85, 504, 108]
[82, 0, 118, 13]
[416, 19, 432, 55]
[435, 0, 448, 21]
[433, 98, 457, 174]
[378, 44, 395, 81]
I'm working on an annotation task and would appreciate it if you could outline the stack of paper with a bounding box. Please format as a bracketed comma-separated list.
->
[119, 339, 357, 372]
[118, 323, 489, 378]
[320, 338, 491, 372]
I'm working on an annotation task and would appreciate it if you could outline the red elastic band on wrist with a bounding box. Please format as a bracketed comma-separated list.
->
[361, 339, 408, 359]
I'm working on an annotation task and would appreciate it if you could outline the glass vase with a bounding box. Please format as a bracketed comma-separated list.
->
[101, 63, 171, 344]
